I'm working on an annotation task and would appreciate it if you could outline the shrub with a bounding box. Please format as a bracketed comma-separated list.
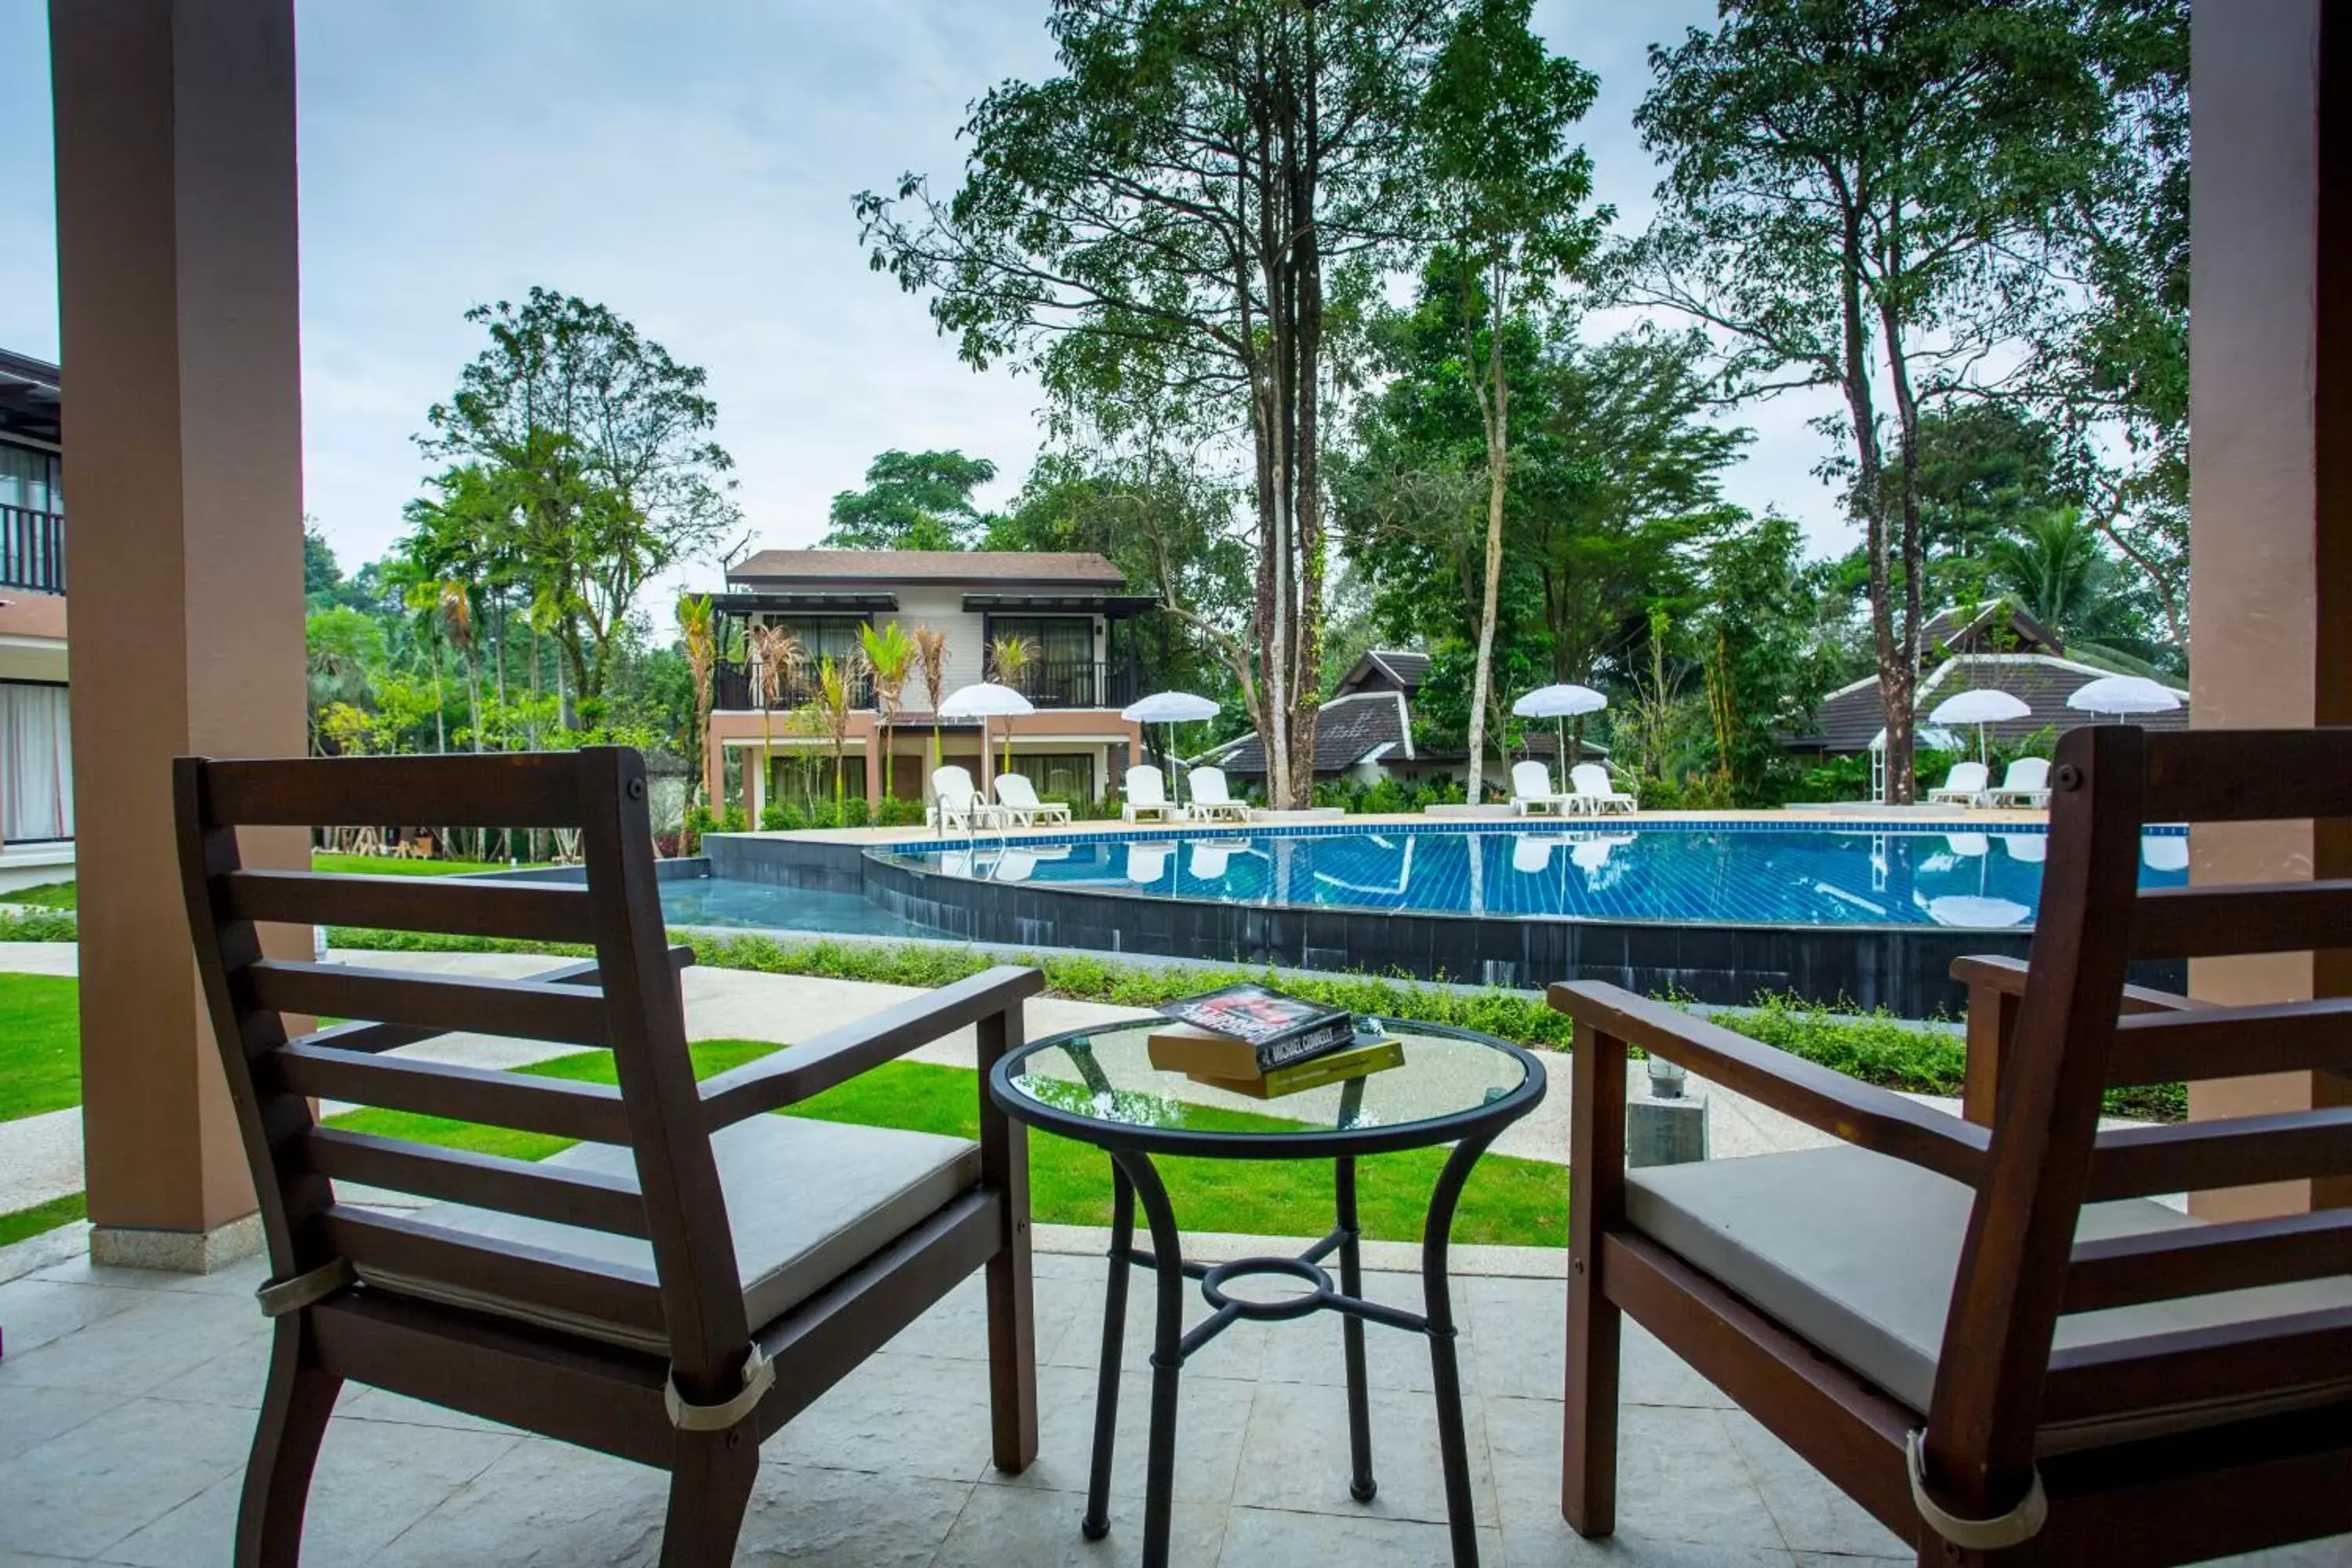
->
[682, 804, 717, 855]
[0, 909, 78, 942]
[806, 800, 840, 829]
[758, 800, 791, 831]
[879, 796, 927, 827]
[840, 796, 872, 829]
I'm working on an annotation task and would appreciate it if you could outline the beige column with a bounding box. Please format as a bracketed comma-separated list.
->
[2186, 2, 2352, 1219]
[52, 0, 309, 1269]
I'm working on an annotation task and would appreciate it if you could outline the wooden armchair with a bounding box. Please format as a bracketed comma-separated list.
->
[1557, 724, 2352, 1566]
[174, 748, 1040, 1567]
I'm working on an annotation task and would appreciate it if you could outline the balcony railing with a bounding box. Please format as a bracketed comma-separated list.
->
[985, 656, 1135, 711]
[712, 660, 873, 713]
[0, 503, 64, 594]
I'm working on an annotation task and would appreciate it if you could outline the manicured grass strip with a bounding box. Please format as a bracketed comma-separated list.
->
[327, 1040, 1569, 1248]
[0, 909, 76, 942]
[0, 973, 82, 1122]
[0, 1192, 86, 1249]
[3, 880, 76, 910]
[311, 854, 550, 878]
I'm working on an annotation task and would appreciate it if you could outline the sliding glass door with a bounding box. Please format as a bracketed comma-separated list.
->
[0, 682, 73, 841]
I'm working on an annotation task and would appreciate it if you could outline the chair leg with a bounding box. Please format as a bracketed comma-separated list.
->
[238, 1318, 342, 1568]
[986, 1214, 1040, 1472]
[1562, 1278, 1621, 1537]
[660, 1431, 759, 1568]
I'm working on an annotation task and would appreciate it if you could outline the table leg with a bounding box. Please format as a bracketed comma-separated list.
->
[1424, 1133, 1499, 1567]
[1082, 1165, 1135, 1541]
[1109, 1149, 1185, 1568]
[1334, 1155, 1377, 1502]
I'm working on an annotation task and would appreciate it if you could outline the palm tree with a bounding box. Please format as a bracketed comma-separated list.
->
[859, 622, 916, 804]
[1987, 511, 2107, 639]
[987, 633, 1034, 782]
[747, 622, 804, 818]
[677, 593, 717, 818]
[815, 654, 861, 811]
[913, 624, 950, 774]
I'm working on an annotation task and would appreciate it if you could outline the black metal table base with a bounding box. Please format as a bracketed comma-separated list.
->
[1080, 1138, 1497, 1568]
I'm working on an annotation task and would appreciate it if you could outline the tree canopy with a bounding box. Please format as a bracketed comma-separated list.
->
[822, 449, 998, 550]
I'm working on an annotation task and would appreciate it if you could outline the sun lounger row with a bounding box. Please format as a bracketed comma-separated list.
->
[1512, 760, 1639, 815]
[1927, 757, 2052, 809]
[921, 763, 1254, 830]
[1116, 763, 1250, 824]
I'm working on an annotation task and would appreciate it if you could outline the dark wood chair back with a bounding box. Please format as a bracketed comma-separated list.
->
[174, 748, 750, 1390]
[1927, 724, 2352, 1525]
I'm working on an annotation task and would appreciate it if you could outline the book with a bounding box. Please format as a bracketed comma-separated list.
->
[1153, 982, 1357, 1071]
[1190, 1037, 1406, 1100]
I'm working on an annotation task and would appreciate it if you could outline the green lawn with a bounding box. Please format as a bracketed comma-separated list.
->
[0, 1192, 85, 1250]
[328, 1039, 1570, 1247]
[3, 881, 77, 909]
[311, 854, 549, 877]
[0, 973, 81, 1123]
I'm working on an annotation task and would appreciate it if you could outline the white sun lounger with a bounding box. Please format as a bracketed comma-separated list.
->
[1985, 757, 2053, 809]
[1122, 764, 1181, 822]
[990, 772, 1073, 826]
[1927, 760, 1992, 808]
[1185, 765, 1251, 824]
[1511, 760, 1577, 816]
[1570, 763, 1638, 815]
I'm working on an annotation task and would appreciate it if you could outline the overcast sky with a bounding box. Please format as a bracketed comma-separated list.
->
[0, 1, 1844, 608]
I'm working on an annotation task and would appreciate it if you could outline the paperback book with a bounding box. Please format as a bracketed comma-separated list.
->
[1152, 982, 1356, 1072]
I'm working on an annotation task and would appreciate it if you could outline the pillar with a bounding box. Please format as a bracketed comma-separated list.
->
[2186, 2, 2352, 1218]
[52, 0, 309, 1269]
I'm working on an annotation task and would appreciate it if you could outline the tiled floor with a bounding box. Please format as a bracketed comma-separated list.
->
[0, 1239, 2342, 1566]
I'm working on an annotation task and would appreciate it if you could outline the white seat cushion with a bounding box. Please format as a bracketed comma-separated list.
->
[357, 1116, 982, 1353]
[1625, 1145, 2352, 1448]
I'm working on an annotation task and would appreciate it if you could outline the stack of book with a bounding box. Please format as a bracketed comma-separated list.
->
[1145, 982, 1403, 1099]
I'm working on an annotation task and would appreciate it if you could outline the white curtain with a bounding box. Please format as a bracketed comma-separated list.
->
[0, 684, 72, 842]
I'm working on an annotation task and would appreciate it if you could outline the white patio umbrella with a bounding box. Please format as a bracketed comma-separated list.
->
[1511, 683, 1608, 793]
[1929, 688, 2032, 766]
[939, 682, 1034, 786]
[2067, 673, 2183, 716]
[1121, 690, 1221, 808]
[1926, 895, 2032, 928]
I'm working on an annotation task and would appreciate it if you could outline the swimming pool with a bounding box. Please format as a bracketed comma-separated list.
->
[876, 823, 2188, 930]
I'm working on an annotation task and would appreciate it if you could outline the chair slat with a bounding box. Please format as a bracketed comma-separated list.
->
[2143, 730, 2352, 822]
[273, 1044, 631, 1143]
[301, 1127, 647, 1237]
[2084, 1109, 2352, 1201]
[2065, 1211, 2352, 1315]
[2041, 1306, 2352, 1427]
[201, 753, 592, 829]
[321, 1206, 667, 1341]
[244, 960, 609, 1047]
[2107, 999, 2352, 1086]
[223, 869, 597, 944]
[2131, 882, 2352, 960]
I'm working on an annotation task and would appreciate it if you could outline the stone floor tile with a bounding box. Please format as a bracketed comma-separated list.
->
[730, 1461, 970, 1567]
[146, 1327, 273, 1410]
[0, 1277, 148, 1358]
[880, 1269, 1084, 1367]
[1217, 1502, 1502, 1566]
[1504, 1519, 1797, 1566]
[1253, 1285, 1477, 1397]
[765, 1350, 998, 1484]
[98, 1416, 518, 1568]
[333, 1383, 522, 1436]
[364, 1436, 669, 1568]
[0, 1281, 265, 1398]
[0, 1553, 87, 1567]
[0, 1396, 251, 1559]
[1044, 1259, 1274, 1384]
[1788, 1553, 1907, 1566]
[989, 1360, 1254, 1505]
[0, 1382, 116, 1465]
[1719, 1412, 1907, 1559]
[1232, 1378, 1497, 1530]
[1486, 1396, 1784, 1553]
[934, 1480, 1231, 1566]
[2209, 1539, 2352, 1566]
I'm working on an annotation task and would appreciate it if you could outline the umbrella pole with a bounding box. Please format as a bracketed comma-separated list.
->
[1557, 716, 1569, 795]
[1169, 722, 1182, 810]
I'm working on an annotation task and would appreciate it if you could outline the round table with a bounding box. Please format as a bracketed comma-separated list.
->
[987, 1016, 1548, 1568]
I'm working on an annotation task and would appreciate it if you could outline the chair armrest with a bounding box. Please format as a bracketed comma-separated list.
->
[1949, 954, 2202, 1015]
[699, 965, 1046, 1127]
[533, 945, 697, 986]
[1549, 981, 1988, 1185]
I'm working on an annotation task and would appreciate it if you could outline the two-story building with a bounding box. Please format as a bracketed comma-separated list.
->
[0, 347, 70, 869]
[702, 548, 1156, 818]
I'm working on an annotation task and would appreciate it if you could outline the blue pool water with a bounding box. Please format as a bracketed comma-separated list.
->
[877, 824, 2190, 930]
[657, 878, 936, 938]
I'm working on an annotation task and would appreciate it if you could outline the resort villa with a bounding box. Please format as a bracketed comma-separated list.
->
[700, 548, 1154, 817]
[0, 347, 70, 880]
[5, 9, 2352, 1568]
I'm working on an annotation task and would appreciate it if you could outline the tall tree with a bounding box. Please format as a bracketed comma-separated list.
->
[419, 288, 739, 711]
[1623, 0, 2105, 801]
[822, 449, 997, 550]
[1417, 0, 1602, 801]
[857, 0, 1461, 807]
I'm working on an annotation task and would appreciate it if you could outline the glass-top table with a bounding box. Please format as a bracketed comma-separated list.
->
[987, 1016, 1548, 1568]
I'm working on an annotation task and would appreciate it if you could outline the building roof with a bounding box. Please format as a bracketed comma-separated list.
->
[728, 549, 1126, 587]
[1332, 648, 1431, 698]
[1918, 600, 2063, 659]
[0, 348, 61, 445]
[1790, 654, 2190, 753]
[1204, 691, 1414, 778]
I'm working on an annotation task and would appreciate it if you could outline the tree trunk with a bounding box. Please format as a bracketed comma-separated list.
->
[1464, 258, 1511, 807]
[1834, 204, 1907, 803]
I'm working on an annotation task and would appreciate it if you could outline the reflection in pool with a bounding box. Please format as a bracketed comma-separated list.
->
[883, 825, 2190, 929]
